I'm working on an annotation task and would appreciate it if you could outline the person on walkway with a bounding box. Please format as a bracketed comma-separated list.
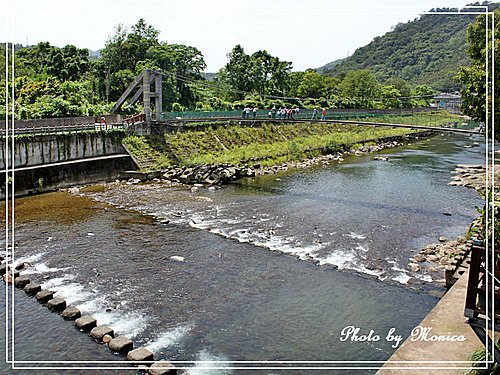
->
[252, 107, 258, 119]
[242, 107, 247, 118]
[245, 107, 251, 119]
[321, 108, 327, 121]
[312, 108, 318, 120]
[271, 106, 277, 119]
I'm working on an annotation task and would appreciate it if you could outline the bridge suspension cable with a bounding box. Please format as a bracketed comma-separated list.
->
[160, 70, 436, 104]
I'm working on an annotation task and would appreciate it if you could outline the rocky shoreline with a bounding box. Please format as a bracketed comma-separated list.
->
[408, 163, 493, 288]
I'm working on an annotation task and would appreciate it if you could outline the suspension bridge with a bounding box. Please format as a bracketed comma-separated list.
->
[1, 69, 482, 136]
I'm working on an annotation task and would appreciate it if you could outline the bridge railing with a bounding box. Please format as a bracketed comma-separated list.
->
[160, 109, 417, 121]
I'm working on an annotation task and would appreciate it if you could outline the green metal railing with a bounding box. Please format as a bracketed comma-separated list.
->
[160, 109, 413, 121]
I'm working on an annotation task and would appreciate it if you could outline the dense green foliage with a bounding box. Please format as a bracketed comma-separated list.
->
[320, 3, 499, 91]
[458, 9, 499, 139]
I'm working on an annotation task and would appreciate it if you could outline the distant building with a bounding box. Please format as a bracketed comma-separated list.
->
[434, 93, 462, 114]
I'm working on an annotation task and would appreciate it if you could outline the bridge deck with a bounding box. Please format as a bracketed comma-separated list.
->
[157, 117, 482, 135]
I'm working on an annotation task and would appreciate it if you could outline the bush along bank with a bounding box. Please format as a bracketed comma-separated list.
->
[120, 130, 438, 185]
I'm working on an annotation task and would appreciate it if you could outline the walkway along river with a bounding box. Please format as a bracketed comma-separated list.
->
[1, 132, 487, 373]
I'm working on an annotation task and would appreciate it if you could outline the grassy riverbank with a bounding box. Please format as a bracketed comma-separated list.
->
[123, 111, 461, 170]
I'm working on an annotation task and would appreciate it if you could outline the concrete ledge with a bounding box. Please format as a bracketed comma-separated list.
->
[377, 269, 482, 374]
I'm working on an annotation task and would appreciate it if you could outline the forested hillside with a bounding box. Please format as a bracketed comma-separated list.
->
[321, 3, 499, 91]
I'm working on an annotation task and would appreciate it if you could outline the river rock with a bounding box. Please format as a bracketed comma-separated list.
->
[0, 264, 6, 276]
[108, 335, 133, 354]
[407, 263, 421, 272]
[127, 347, 154, 363]
[15, 262, 29, 271]
[14, 276, 30, 288]
[91, 325, 114, 341]
[36, 290, 55, 303]
[75, 316, 97, 331]
[62, 306, 81, 320]
[24, 283, 41, 295]
[439, 236, 446, 242]
[149, 360, 177, 375]
[102, 334, 113, 344]
[413, 254, 426, 263]
[426, 254, 439, 262]
[47, 297, 66, 312]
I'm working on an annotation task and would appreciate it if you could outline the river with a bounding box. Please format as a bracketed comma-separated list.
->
[1, 132, 487, 374]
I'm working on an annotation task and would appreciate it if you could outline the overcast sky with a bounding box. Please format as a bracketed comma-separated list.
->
[3, 0, 478, 72]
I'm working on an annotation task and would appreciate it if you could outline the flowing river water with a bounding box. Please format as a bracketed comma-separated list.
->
[1, 132, 488, 374]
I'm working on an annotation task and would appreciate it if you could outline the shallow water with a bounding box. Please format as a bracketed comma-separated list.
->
[1, 133, 488, 373]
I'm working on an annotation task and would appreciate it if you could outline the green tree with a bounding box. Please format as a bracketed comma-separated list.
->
[294, 69, 340, 99]
[458, 9, 499, 138]
[147, 43, 206, 109]
[99, 19, 160, 101]
[340, 70, 381, 107]
[221, 44, 253, 99]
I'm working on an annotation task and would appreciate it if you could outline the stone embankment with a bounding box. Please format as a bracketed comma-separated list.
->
[408, 237, 473, 287]
[1, 260, 185, 375]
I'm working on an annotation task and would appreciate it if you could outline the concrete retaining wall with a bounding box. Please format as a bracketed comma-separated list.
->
[1, 131, 137, 197]
[1, 132, 127, 169]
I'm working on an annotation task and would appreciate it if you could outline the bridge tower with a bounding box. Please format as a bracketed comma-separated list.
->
[110, 69, 163, 126]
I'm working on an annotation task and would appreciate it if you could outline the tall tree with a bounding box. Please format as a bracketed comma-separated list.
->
[340, 70, 381, 107]
[222, 44, 253, 99]
[458, 10, 499, 139]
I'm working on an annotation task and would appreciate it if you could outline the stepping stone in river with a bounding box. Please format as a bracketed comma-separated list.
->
[148, 360, 177, 375]
[90, 325, 114, 341]
[24, 283, 41, 295]
[62, 306, 81, 320]
[75, 316, 97, 331]
[36, 290, 55, 303]
[127, 347, 154, 364]
[47, 298, 66, 312]
[108, 336, 133, 354]
[14, 276, 30, 288]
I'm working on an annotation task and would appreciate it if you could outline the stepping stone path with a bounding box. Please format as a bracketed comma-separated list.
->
[127, 347, 154, 363]
[14, 276, 30, 288]
[36, 290, 55, 303]
[47, 298, 66, 312]
[24, 283, 41, 295]
[62, 306, 81, 320]
[148, 360, 177, 375]
[75, 316, 97, 331]
[108, 336, 133, 354]
[90, 325, 114, 341]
